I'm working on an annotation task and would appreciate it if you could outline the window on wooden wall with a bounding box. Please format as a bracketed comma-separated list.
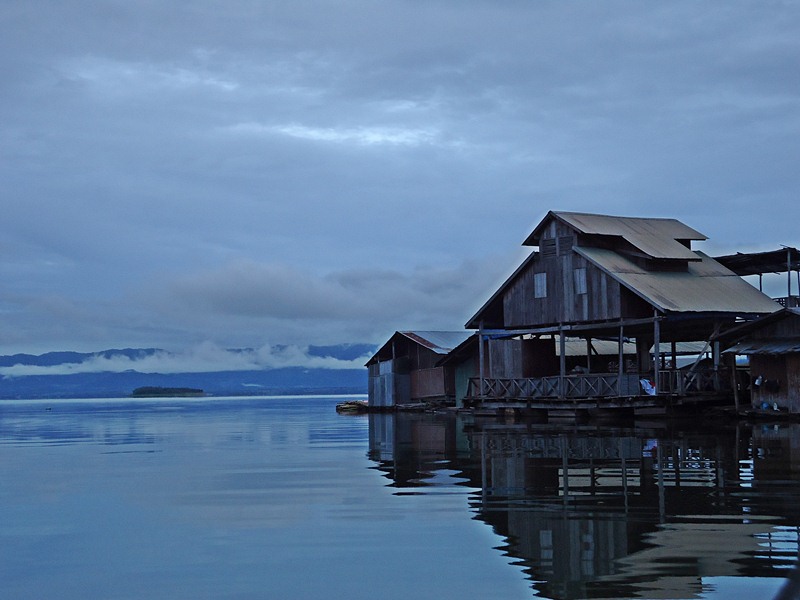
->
[558, 235, 574, 256]
[534, 272, 547, 298]
[574, 268, 587, 295]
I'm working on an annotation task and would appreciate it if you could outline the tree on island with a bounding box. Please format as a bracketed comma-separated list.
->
[131, 386, 205, 397]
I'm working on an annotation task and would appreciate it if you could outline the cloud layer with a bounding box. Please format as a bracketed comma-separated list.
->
[2, 1, 800, 353]
[0, 342, 373, 377]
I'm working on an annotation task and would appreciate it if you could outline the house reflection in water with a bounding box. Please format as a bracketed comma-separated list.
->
[368, 413, 800, 599]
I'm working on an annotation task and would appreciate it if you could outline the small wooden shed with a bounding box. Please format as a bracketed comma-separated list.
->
[366, 331, 473, 408]
[721, 308, 800, 413]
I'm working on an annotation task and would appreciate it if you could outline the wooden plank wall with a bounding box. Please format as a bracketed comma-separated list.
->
[786, 355, 800, 413]
[411, 367, 447, 399]
[750, 355, 789, 410]
[488, 338, 560, 378]
[752, 315, 800, 340]
[502, 218, 624, 328]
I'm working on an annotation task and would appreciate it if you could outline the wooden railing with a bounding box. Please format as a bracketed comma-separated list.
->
[467, 368, 728, 401]
[658, 367, 729, 395]
[467, 373, 630, 400]
[776, 295, 800, 308]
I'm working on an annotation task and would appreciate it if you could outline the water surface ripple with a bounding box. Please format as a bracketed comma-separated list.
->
[2, 397, 799, 599]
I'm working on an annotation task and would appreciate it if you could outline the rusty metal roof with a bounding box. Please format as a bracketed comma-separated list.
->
[576, 247, 781, 314]
[398, 331, 473, 354]
[366, 330, 474, 366]
[525, 211, 706, 260]
[713, 247, 800, 276]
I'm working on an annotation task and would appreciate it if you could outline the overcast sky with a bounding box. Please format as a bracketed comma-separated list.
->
[3, 1, 800, 359]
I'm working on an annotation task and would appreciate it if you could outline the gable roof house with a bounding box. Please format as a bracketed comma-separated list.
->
[464, 211, 780, 411]
[366, 331, 473, 408]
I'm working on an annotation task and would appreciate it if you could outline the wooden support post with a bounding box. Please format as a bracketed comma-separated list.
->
[788, 247, 793, 304]
[478, 322, 485, 397]
[586, 338, 592, 373]
[653, 311, 660, 394]
[729, 353, 740, 412]
[559, 326, 566, 400]
[636, 338, 651, 375]
[488, 338, 494, 380]
[618, 324, 624, 397]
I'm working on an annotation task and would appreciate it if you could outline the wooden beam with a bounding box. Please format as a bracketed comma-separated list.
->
[618, 324, 624, 397]
[559, 325, 566, 400]
[653, 311, 661, 393]
[478, 316, 659, 338]
[586, 338, 592, 372]
[478, 322, 485, 397]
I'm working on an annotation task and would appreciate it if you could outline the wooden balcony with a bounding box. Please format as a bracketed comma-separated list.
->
[466, 367, 730, 404]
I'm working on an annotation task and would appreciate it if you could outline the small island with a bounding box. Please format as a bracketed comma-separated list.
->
[131, 386, 205, 398]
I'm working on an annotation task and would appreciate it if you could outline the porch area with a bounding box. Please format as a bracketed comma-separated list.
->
[466, 366, 730, 406]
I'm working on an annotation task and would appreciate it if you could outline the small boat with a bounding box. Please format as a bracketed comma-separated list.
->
[335, 400, 369, 414]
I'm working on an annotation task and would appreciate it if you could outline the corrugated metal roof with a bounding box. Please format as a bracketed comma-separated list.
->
[575, 247, 782, 314]
[562, 339, 634, 356]
[560, 340, 705, 355]
[654, 341, 710, 354]
[525, 211, 706, 260]
[553, 211, 706, 240]
[399, 331, 473, 354]
[725, 340, 800, 355]
[366, 330, 474, 366]
[714, 247, 800, 276]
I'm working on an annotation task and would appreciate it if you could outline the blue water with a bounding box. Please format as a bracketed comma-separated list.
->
[0, 397, 529, 600]
[1, 396, 797, 599]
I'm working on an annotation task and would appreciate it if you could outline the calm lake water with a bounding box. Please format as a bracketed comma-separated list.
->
[1, 396, 799, 599]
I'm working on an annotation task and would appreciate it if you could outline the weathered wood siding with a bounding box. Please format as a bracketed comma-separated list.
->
[368, 357, 412, 407]
[488, 338, 559, 378]
[454, 359, 476, 408]
[368, 371, 411, 407]
[489, 339, 525, 378]
[744, 315, 800, 414]
[750, 316, 800, 340]
[786, 355, 800, 413]
[503, 220, 626, 327]
[749, 354, 800, 413]
[411, 367, 448, 399]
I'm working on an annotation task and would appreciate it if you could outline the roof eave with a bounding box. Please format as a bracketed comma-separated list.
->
[465, 251, 538, 329]
[522, 210, 559, 246]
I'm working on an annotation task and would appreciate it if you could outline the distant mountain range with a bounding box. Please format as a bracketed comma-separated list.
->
[0, 345, 376, 399]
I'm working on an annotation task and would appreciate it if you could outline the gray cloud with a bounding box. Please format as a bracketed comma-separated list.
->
[2, 1, 800, 354]
[159, 255, 517, 342]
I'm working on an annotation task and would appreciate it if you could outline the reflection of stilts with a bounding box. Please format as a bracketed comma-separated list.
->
[619, 438, 629, 514]
[656, 442, 665, 523]
[774, 557, 800, 600]
[561, 436, 569, 509]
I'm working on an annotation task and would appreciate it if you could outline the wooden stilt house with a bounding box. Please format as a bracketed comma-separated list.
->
[464, 211, 781, 412]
